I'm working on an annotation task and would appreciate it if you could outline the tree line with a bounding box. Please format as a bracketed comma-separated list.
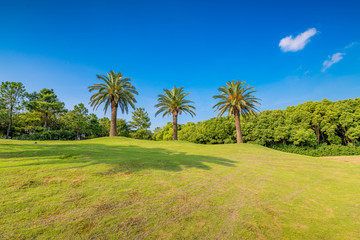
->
[154, 98, 360, 147]
[0, 80, 152, 140]
[2, 70, 360, 149]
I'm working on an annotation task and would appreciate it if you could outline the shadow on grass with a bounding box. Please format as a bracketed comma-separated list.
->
[0, 143, 236, 172]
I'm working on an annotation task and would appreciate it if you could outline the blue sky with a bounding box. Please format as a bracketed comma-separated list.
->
[1, 0, 360, 129]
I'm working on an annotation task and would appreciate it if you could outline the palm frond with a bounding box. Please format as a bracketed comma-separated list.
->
[154, 86, 196, 118]
[88, 70, 138, 114]
[213, 80, 260, 117]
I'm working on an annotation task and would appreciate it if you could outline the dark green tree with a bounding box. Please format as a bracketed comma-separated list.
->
[99, 117, 111, 137]
[13, 111, 42, 135]
[25, 88, 65, 129]
[62, 103, 89, 140]
[116, 119, 130, 137]
[0, 101, 7, 136]
[129, 107, 151, 130]
[88, 114, 102, 138]
[0, 81, 26, 138]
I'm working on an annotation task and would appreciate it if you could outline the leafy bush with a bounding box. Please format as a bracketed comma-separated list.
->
[179, 117, 236, 144]
[152, 122, 174, 141]
[15, 130, 76, 140]
[270, 144, 360, 157]
[117, 119, 130, 137]
[130, 129, 152, 140]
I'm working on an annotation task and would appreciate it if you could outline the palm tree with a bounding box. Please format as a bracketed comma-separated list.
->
[89, 70, 138, 136]
[155, 86, 196, 140]
[213, 80, 260, 143]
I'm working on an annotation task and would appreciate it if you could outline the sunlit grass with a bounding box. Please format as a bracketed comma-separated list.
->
[0, 137, 359, 239]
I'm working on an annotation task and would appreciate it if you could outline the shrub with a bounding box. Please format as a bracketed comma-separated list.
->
[130, 129, 152, 140]
[270, 144, 360, 157]
[152, 122, 174, 141]
[15, 130, 76, 140]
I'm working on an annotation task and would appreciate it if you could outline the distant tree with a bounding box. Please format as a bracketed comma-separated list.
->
[25, 88, 65, 129]
[129, 107, 151, 130]
[13, 111, 42, 135]
[99, 117, 111, 136]
[88, 114, 102, 138]
[88, 71, 138, 136]
[213, 80, 260, 143]
[0, 101, 7, 136]
[155, 86, 195, 140]
[154, 127, 161, 134]
[62, 103, 89, 140]
[0, 81, 26, 138]
[116, 119, 130, 137]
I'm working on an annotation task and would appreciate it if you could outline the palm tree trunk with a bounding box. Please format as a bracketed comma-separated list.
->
[172, 111, 178, 140]
[234, 110, 243, 143]
[110, 101, 118, 136]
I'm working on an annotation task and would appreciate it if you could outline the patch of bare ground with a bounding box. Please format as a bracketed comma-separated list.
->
[322, 156, 360, 164]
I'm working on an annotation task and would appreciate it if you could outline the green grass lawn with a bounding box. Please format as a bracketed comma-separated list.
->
[0, 137, 359, 239]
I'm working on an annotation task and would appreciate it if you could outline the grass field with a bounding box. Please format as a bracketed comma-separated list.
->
[0, 137, 359, 239]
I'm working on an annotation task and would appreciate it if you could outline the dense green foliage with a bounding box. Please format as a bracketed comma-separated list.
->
[10, 102, 110, 141]
[0, 81, 150, 140]
[61, 103, 90, 140]
[129, 107, 151, 130]
[0, 81, 26, 138]
[154, 98, 360, 155]
[25, 88, 66, 129]
[3, 78, 360, 156]
[118, 109, 153, 140]
[153, 122, 178, 141]
[270, 144, 360, 157]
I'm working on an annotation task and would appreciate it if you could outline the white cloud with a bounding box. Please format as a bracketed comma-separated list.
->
[321, 52, 345, 72]
[344, 42, 358, 49]
[279, 28, 317, 52]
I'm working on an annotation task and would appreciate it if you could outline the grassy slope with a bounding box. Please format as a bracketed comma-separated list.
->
[0, 138, 359, 239]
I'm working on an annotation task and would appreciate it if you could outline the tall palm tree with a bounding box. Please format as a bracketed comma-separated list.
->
[213, 80, 260, 143]
[155, 86, 195, 140]
[89, 70, 138, 136]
